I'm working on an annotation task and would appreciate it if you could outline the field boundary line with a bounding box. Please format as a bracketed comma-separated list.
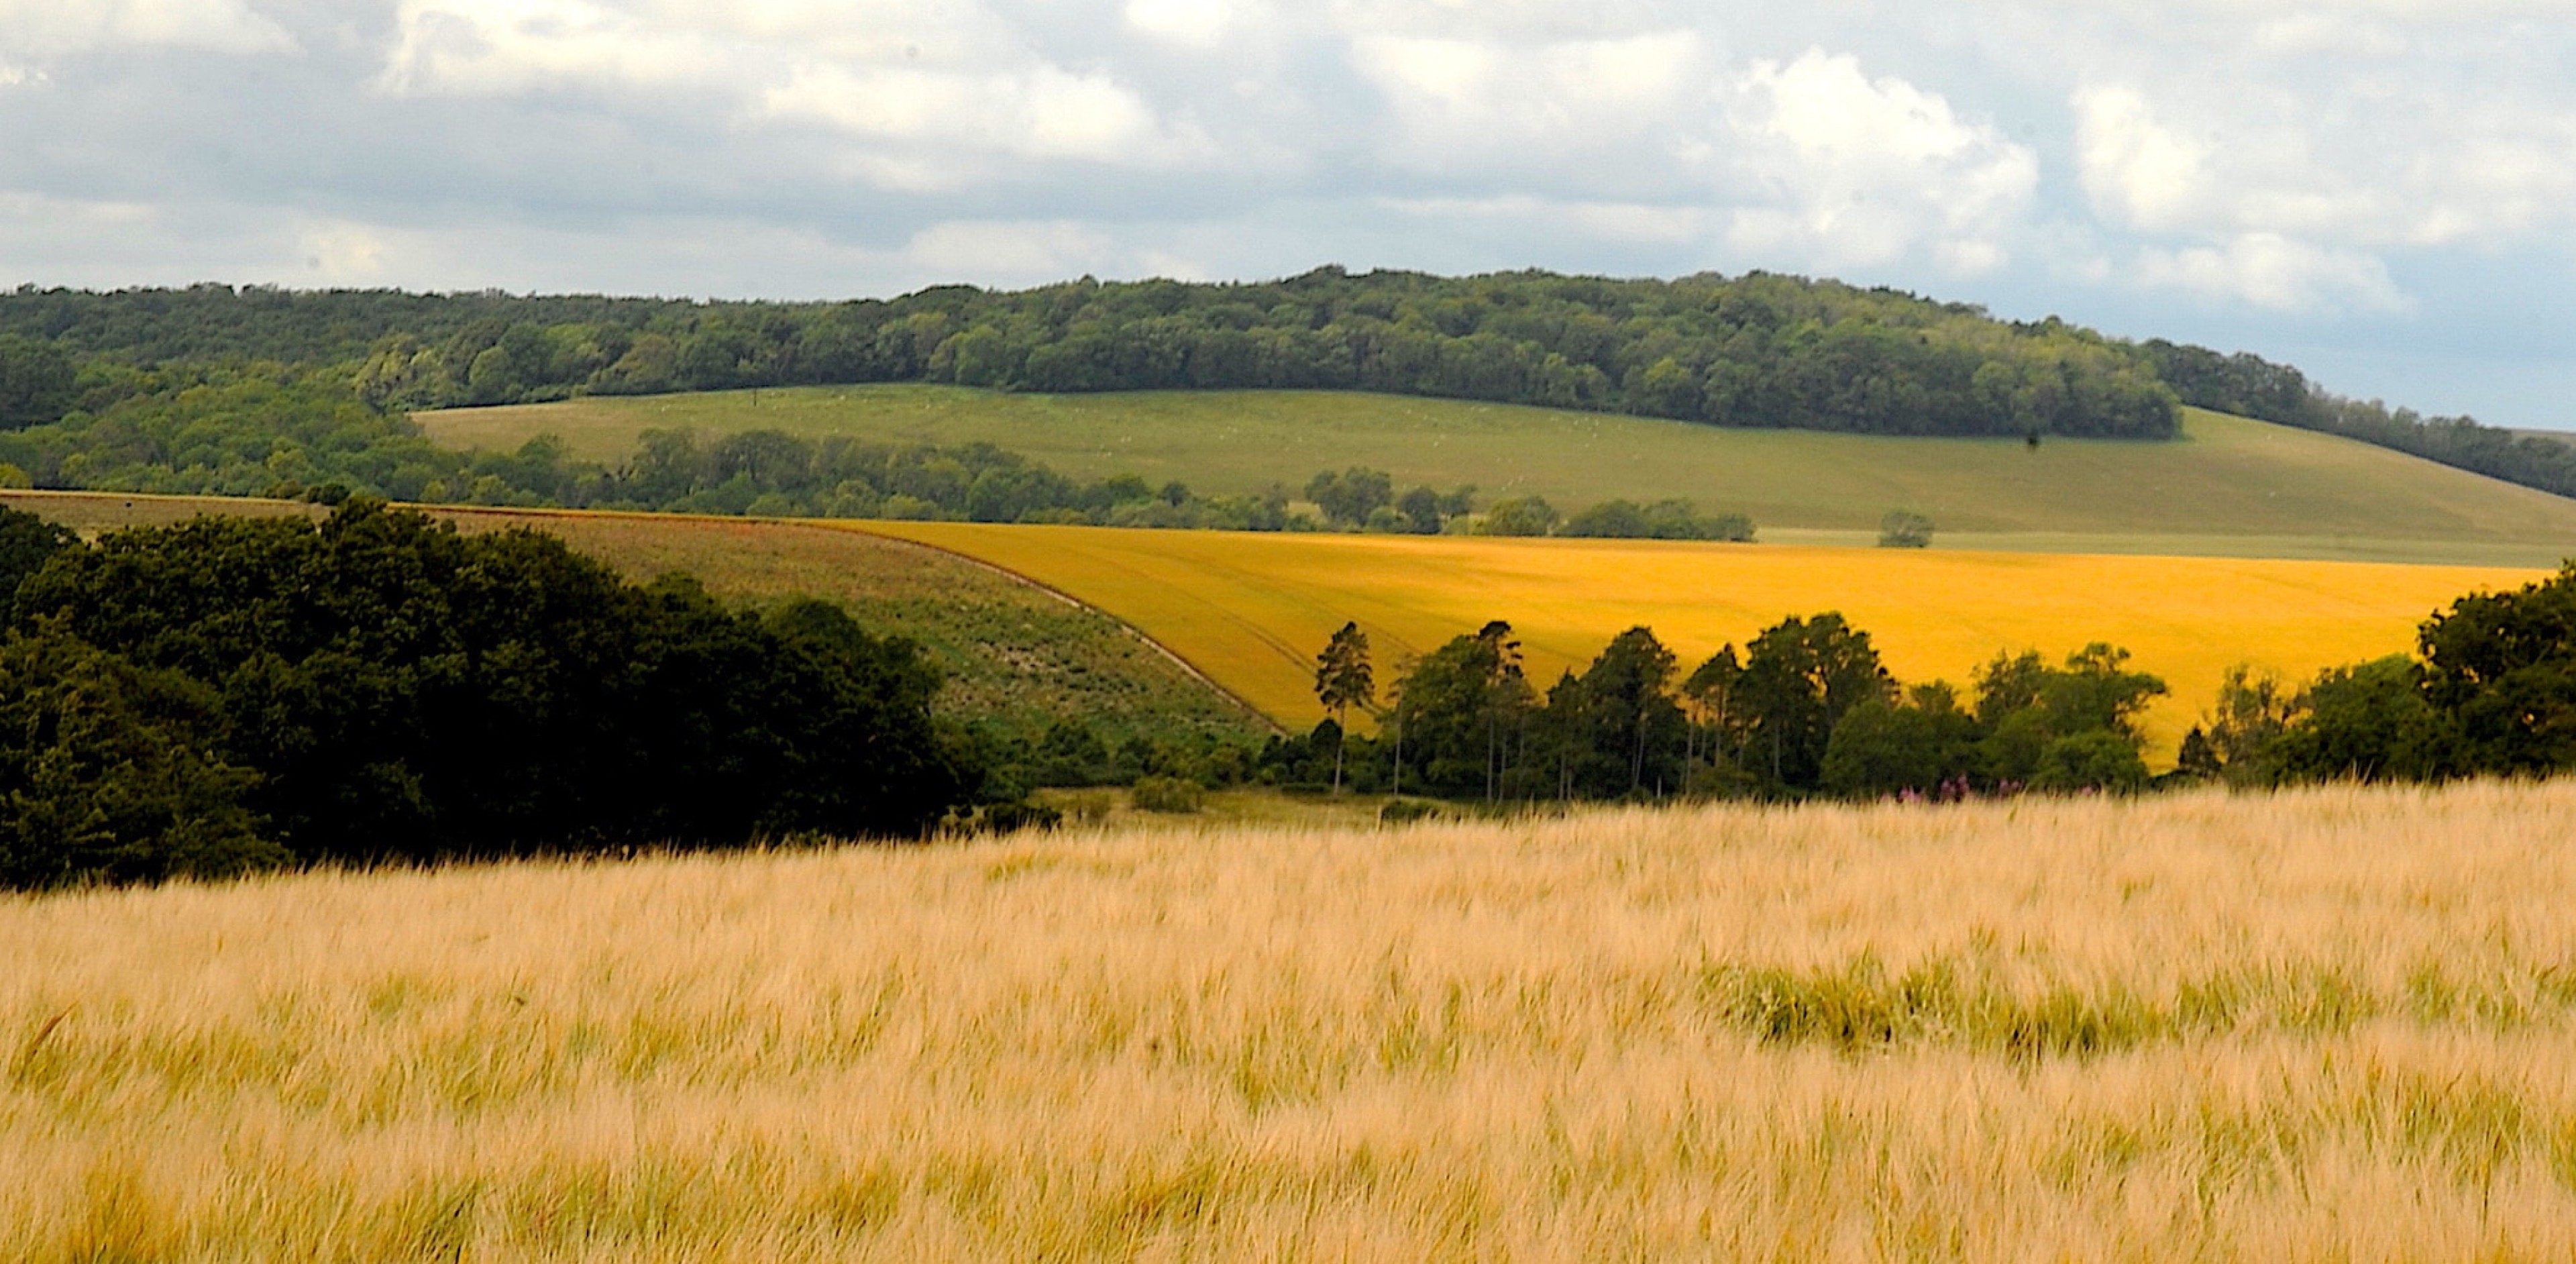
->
[832, 522, 1285, 735]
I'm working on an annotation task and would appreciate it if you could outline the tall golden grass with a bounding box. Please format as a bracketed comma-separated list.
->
[9, 784, 2576, 1260]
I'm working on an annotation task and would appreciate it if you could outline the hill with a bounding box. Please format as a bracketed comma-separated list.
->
[846, 521, 2541, 759]
[423, 386, 2576, 566]
[10, 783, 2576, 1259]
[0, 492, 1268, 753]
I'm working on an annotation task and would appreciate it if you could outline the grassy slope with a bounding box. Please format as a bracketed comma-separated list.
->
[849, 521, 2543, 759]
[423, 386, 2576, 566]
[12, 784, 2576, 1260]
[0, 492, 1269, 749]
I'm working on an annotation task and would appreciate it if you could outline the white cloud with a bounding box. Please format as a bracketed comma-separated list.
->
[2135, 233, 2408, 312]
[1124, 0, 1241, 48]
[902, 220, 1114, 278]
[0, 0, 294, 58]
[2073, 86, 2210, 234]
[1380, 195, 1708, 245]
[1348, 30, 1712, 168]
[1725, 50, 2037, 274]
[764, 63, 1174, 166]
[378, 0, 1203, 180]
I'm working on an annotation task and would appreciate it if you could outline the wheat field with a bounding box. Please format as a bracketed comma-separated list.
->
[10, 784, 2576, 1260]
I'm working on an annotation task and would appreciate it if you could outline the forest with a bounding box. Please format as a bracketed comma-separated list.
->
[0, 501, 991, 890]
[0, 270, 2177, 439]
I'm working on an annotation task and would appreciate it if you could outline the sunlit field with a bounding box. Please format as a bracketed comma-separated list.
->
[9, 784, 2576, 1260]
[851, 521, 2544, 756]
[419, 388, 2576, 565]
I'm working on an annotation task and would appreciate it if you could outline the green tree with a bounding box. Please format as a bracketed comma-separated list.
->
[0, 504, 76, 606]
[0, 335, 74, 431]
[1313, 620, 1375, 792]
[2418, 564, 2576, 774]
[0, 627, 280, 890]
[1476, 496, 1558, 537]
[1820, 682, 1979, 797]
[1735, 613, 1892, 790]
[1549, 626, 1686, 798]
[1305, 467, 1393, 526]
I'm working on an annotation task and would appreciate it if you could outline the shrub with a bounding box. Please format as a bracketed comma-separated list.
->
[1476, 496, 1558, 537]
[1878, 510, 1934, 548]
[1130, 775, 1204, 813]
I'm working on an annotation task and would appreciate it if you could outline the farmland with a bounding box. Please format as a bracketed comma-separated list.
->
[0, 492, 1267, 750]
[420, 386, 2576, 566]
[851, 521, 2542, 757]
[11, 783, 2576, 1260]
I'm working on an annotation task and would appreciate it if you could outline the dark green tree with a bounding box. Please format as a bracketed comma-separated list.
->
[2418, 565, 2576, 774]
[0, 627, 280, 890]
[1305, 468, 1393, 526]
[1819, 682, 1979, 797]
[1735, 613, 1892, 790]
[1313, 620, 1376, 792]
[0, 335, 74, 431]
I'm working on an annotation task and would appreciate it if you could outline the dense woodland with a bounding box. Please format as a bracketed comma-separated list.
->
[0, 270, 2563, 505]
[0, 502, 992, 890]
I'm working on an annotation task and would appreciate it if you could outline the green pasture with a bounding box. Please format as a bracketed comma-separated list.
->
[419, 386, 2576, 565]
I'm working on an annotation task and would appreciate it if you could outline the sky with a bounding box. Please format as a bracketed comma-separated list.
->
[1, 1, 2573, 427]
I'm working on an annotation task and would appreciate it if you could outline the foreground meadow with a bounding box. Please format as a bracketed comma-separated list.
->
[10, 784, 2576, 1260]
[854, 521, 2542, 756]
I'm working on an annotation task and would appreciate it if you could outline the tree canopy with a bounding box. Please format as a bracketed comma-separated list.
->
[0, 501, 981, 888]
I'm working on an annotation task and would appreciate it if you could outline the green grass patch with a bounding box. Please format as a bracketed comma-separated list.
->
[419, 386, 2576, 564]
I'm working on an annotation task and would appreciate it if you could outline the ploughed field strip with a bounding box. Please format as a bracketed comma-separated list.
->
[0, 491, 1267, 750]
[852, 519, 2544, 758]
[8, 784, 2576, 1260]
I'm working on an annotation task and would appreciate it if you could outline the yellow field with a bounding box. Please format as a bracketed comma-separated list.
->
[11, 784, 2576, 1260]
[850, 523, 2545, 755]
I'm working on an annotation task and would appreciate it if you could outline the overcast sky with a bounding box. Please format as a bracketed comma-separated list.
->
[3, 1, 2572, 426]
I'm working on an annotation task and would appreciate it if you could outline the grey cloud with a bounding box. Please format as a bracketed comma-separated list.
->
[0, 0, 2570, 424]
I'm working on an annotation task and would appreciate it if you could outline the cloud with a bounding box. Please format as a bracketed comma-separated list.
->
[378, 0, 1205, 185]
[1725, 51, 2037, 274]
[901, 219, 1114, 278]
[1124, 0, 1241, 49]
[0, 0, 295, 60]
[2135, 233, 2408, 313]
[1347, 29, 1713, 172]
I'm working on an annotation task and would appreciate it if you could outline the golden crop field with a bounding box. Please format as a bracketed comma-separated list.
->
[851, 522, 2546, 756]
[11, 784, 2576, 1260]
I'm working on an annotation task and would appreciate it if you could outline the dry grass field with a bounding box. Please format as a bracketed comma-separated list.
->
[9, 783, 2576, 1261]
[851, 521, 2544, 757]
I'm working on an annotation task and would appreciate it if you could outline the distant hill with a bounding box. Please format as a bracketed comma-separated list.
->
[3, 270, 2567, 503]
[421, 385, 2576, 567]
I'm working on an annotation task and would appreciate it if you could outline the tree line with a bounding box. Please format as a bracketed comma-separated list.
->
[1270, 615, 2170, 804]
[0, 270, 2178, 439]
[2139, 340, 2576, 499]
[2182, 563, 2576, 786]
[1271, 562, 2576, 808]
[0, 501, 999, 891]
